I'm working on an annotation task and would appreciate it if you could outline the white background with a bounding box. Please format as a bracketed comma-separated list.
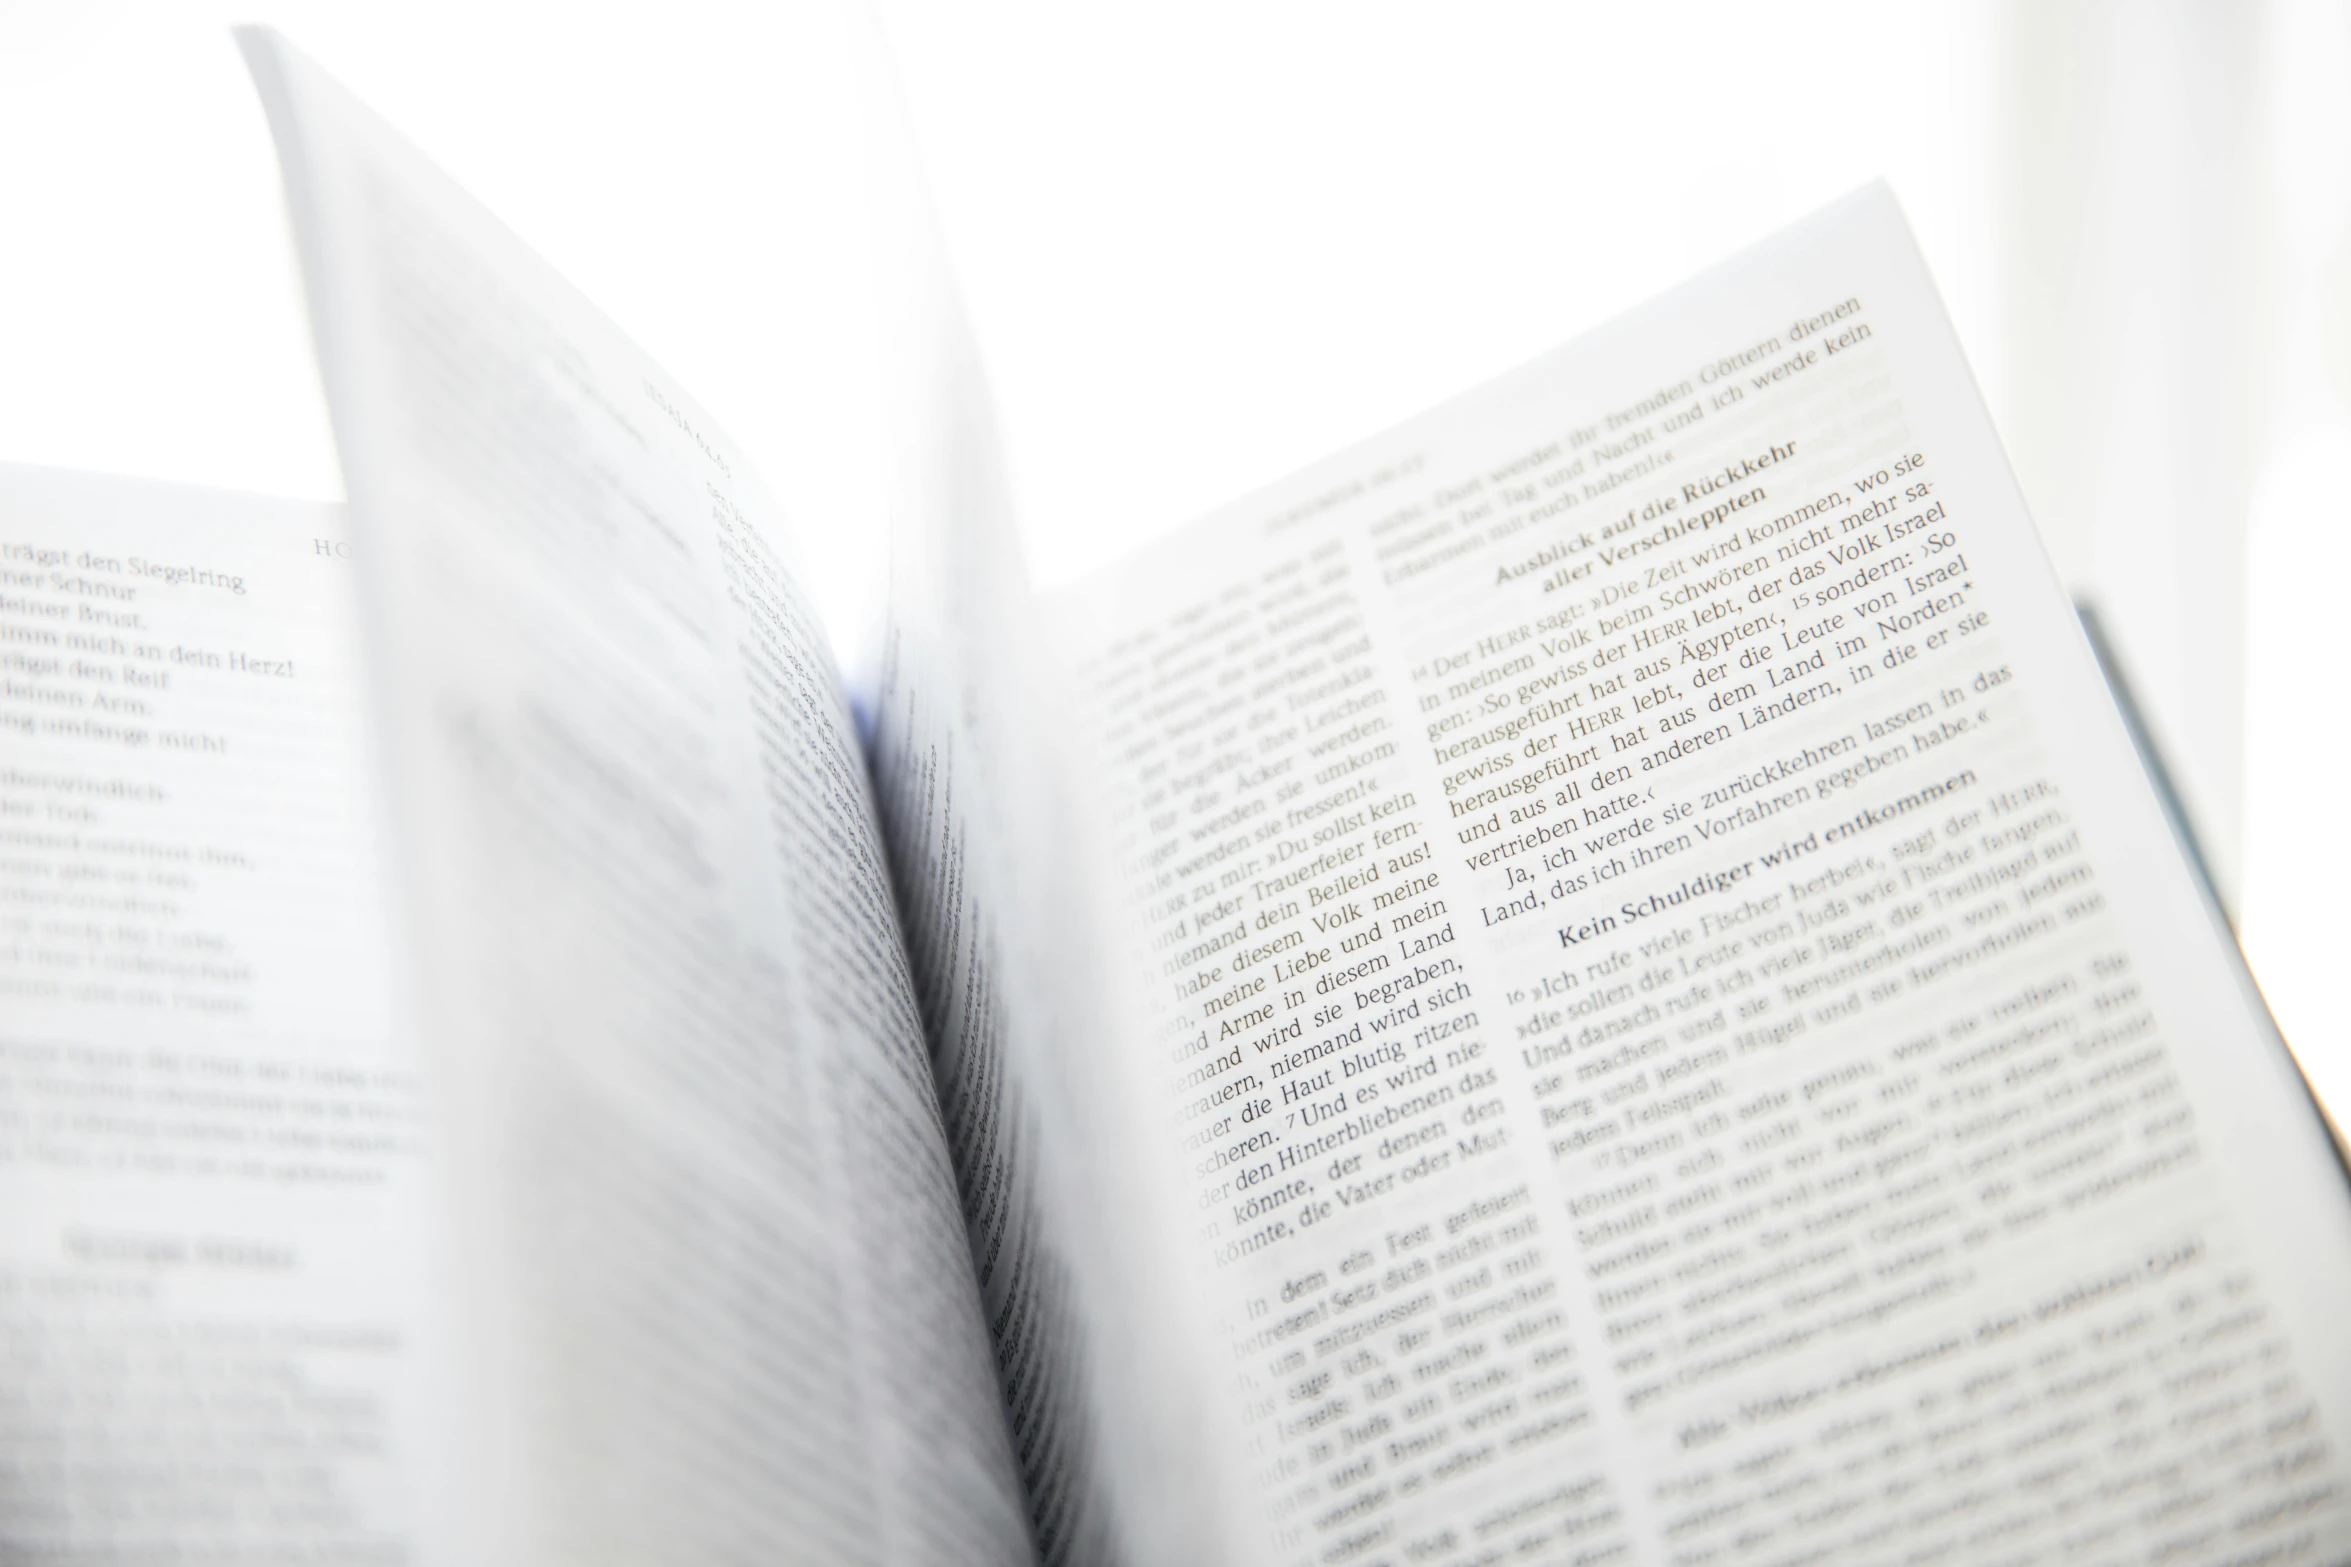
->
[1, 0, 2344, 1121]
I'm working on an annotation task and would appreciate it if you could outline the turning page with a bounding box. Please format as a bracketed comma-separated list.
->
[0, 467, 426, 1557]
[240, 31, 1029, 1564]
[856, 66, 1249, 1561]
[1049, 189, 2351, 1565]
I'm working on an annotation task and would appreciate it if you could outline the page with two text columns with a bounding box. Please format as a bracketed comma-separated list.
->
[1051, 186, 2351, 1567]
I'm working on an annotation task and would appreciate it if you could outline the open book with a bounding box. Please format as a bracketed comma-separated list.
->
[5, 30, 2348, 1567]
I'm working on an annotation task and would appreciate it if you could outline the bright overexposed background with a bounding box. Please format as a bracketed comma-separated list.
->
[1, 0, 2345, 1118]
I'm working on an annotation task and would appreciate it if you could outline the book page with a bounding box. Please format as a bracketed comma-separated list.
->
[1049, 189, 2351, 1566]
[240, 31, 1031, 1565]
[856, 97, 1253, 1561]
[0, 467, 430, 1558]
